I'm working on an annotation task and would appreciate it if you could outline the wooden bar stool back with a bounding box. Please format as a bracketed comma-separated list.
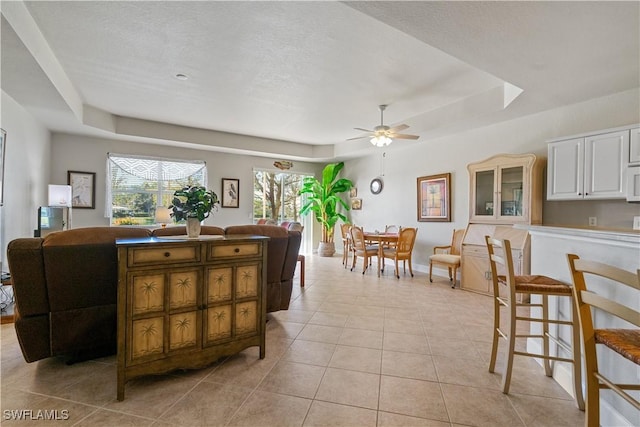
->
[567, 254, 640, 427]
[485, 236, 585, 410]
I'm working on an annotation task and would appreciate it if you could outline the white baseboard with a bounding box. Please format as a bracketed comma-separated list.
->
[527, 339, 633, 427]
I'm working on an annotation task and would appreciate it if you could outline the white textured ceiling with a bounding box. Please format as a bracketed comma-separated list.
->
[1, 1, 638, 161]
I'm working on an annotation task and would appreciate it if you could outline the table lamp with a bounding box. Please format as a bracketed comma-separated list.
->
[155, 206, 172, 228]
[48, 184, 72, 229]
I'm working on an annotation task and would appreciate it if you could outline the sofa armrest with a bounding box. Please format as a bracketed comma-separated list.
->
[7, 238, 50, 316]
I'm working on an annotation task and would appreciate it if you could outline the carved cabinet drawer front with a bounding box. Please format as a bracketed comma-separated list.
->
[462, 245, 487, 256]
[129, 245, 199, 266]
[210, 243, 260, 259]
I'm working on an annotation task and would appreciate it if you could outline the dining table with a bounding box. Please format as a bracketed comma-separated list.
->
[362, 231, 399, 276]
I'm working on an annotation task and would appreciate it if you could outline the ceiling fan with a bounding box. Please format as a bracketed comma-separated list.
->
[348, 105, 419, 147]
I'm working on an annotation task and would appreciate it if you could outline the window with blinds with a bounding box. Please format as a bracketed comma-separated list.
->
[106, 154, 206, 226]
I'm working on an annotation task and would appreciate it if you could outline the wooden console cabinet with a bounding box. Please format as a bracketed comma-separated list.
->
[460, 224, 530, 295]
[116, 235, 268, 400]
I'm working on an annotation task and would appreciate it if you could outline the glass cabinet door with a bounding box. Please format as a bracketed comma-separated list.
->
[498, 166, 524, 219]
[474, 169, 495, 217]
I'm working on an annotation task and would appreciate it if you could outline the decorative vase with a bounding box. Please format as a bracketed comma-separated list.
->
[186, 217, 201, 238]
[317, 241, 335, 257]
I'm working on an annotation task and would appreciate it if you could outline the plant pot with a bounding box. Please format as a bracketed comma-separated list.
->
[317, 241, 335, 257]
[186, 217, 201, 238]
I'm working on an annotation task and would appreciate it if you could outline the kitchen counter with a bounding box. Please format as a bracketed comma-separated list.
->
[518, 224, 639, 427]
[517, 224, 640, 247]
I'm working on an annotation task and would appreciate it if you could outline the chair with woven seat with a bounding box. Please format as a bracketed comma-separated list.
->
[349, 226, 379, 275]
[382, 225, 400, 249]
[485, 236, 584, 410]
[381, 227, 417, 279]
[567, 254, 640, 427]
[429, 229, 465, 288]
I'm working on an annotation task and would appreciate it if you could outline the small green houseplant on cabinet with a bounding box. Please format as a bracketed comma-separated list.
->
[299, 162, 353, 256]
[169, 185, 219, 237]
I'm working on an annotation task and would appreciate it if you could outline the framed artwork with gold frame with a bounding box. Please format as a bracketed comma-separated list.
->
[417, 173, 451, 222]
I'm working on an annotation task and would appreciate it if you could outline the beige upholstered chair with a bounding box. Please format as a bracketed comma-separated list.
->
[381, 227, 417, 279]
[429, 229, 465, 288]
[567, 254, 640, 426]
[485, 237, 584, 410]
[340, 223, 352, 269]
[349, 226, 379, 275]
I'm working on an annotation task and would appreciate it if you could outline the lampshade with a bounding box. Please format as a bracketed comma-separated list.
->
[48, 185, 72, 207]
[370, 135, 392, 147]
[155, 206, 172, 225]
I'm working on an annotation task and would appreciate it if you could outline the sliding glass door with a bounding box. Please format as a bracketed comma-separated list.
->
[253, 169, 312, 254]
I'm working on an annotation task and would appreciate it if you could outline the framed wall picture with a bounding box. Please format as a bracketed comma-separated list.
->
[351, 198, 362, 210]
[0, 129, 6, 206]
[350, 187, 357, 198]
[222, 178, 239, 208]
[68, 171, 96, 209]
[417, 173, 451, 222]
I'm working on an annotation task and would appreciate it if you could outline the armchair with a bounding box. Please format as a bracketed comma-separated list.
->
[428, 229, 465, 288]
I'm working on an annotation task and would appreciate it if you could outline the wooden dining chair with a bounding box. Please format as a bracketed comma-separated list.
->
[381, 227, 417, 279]
[567, 254, 640, 427]
[429, 229, 465, 288]
[383, 225, 400, 249]
[349, 226, 379, 275]
[486, 237, 584, 410]
[340, 223, 353, 269]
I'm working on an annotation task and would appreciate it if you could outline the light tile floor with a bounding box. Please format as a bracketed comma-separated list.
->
[0, 255, 585, 426]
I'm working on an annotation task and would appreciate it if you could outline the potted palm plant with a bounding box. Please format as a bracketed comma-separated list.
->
[299, 162, 353, 256]
[169, 185, 219, 238]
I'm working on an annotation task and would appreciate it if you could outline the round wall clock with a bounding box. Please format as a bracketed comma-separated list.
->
[370, 178, 383, 195]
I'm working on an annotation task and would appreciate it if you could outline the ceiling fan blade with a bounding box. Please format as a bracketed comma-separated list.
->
[353, 127, 374, 133]
[346, 135, 369, 141]
[392, 134, 420, 140]
[388, 124, 409, 133]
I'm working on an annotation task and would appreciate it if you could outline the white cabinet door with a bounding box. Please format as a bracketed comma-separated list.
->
[630, 127, 640, 165]
[584, 131, 628, 199]
[547, 138, 583, 200]
[548, 131, 628, 200]
[627, 167, 640, 202]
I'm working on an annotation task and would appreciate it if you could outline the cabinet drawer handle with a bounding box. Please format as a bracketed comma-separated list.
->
[164, 252, 171, 257]
[234, 248, 240, 253]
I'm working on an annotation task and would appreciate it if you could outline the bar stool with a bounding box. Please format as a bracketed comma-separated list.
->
[567, 254, 640, 427]
[485, 236, 584, 410]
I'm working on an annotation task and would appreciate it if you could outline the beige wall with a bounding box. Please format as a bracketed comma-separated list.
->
[49, 134, 322, 229]
[0, 91, 51, 265]
[343, 88, 640, 270]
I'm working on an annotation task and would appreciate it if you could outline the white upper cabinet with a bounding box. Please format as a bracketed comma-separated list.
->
[630, 127, 640, 165]
[548, 129, 629, 200]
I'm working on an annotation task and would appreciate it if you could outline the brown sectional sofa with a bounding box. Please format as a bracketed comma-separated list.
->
[7, 225, 301, 363]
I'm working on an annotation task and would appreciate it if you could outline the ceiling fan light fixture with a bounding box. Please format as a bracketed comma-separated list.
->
[370, 135, 392, 147]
